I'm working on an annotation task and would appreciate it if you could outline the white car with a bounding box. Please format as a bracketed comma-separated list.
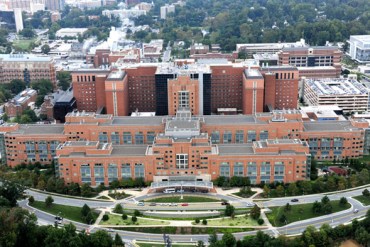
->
[170, 203, 178, 206]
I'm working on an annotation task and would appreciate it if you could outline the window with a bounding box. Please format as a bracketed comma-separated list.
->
[247, 130, 256, 142]
[233, 162, 244, 176]
[111, 132, 120, 144]
[211, 131, 220, 144]
[123, 132, 132, 144]
[108, 164, 118, 182]
[50, 141, 59, 156]
[220, 162, 230, 177]
[260, 162, 271, 175]
[147, 132, 155, 144]
[223, 131, 232, 143]
[236, 130, 244, 143]
[274, 164, 285, 175]
[134, 163, 145, 178]
[135, 132, 144, 144]
[260, 130, 269, 140]
[176, 154, 188, 169]
[99, 132, 108, 143]
[121, 163, 131, 179]
[80, 164, 91, 183]
[94, 164, 104, 183]
[247, 162, 257, 176]
[178, 91, 189, 108]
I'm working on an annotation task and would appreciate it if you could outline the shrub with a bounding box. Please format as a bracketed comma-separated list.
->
[202, 219, 207, 225]
[250, 205, 261, 220]
[102, 214, 109, 221]
[134, 209, 141, 216]
[363, 189, 370, 197]
[45, 195, 54, 208]
[122, 214, 128, 220]
[225, 204, 235, 216]
[28, 196, 35, 205]
[339, 197, 348, 207]
[257, 218, 264, 225]
[113, 204, 124, 214]
[195, 218, 200, 224]
[131, 216, 137, 223]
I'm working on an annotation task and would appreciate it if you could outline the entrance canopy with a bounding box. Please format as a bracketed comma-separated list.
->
[150, 180, 213, 189]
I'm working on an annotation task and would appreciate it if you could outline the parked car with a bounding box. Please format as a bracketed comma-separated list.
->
[137, 202, 145, 206]
[181, 203, 189, 206]
[170, 203, 178, 206]
[353, 209, 359, 214]
[149, 202, 156, 206]
[291, 198, 299, 202]
[221, 201, 230, 205]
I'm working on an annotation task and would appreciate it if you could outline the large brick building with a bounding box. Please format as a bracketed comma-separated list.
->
[72, 62, 299, 116]
[0, 54, 56, 87]
[0, 108, 368, 186]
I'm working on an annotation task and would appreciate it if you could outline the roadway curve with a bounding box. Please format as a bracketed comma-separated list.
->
[21, 186, 370, 243]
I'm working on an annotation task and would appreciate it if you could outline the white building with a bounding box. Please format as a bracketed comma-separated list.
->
[30, 2, 44, 13]
[303, 78, 369, 113]
[102, 8, 146, 20]
[56, 28, 88, 38]
[160, 4, 175, 19]
[13, 8, 23, 32]
[359, 64, 370, 74]
[348, 35, 370, 63]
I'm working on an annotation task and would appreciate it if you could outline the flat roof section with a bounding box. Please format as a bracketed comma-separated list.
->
[15, 124, 65, 135]
[108, 116, 163, 126]
[203, 115, 264, 125]
[303, 121, 360, 132]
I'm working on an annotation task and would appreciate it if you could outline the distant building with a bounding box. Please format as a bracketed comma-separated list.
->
[30, 3, 44, 13]
[303, 78, 369, 113]
[277, 46, 342, 78]
[45, 0, 64, 11]
[50, 11, 61, 22]
[13, 8, 23, 32]
[348, 35, 370, 63]
[190, 43, 209, 55]
[0, 54, 56, 87]
[0, 10, 17, 31]
[5, 88, 37, 117]
[160, 4, 175, 19]
[56, 28, 88, 38]
[41, 89, 76, 122]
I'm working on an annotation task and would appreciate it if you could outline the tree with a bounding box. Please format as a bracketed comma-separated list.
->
[322, 202, 333, 214]
[222, 233, 236, 247]
[209, 232, 218, 245]
[20, 28, 35, 38]
[57, 71, 72, 91]
[250, 205, 261, 220]
[225, 204, 235, 216]
[195, 218, 200, 224]
[0, 180, 25, 207]
[102, 214, 109, 221]
[358, 169, 370, 185]
[312, 201, 322, 214]
[287, 183, 299, 196]
[279, 214, 287, 224]
[2, 113, 8, 122]
[276, 185, 285, 197]
[202, 219, 207, 225]
[81, 203, 91, 217]
[8, 79, 26, 94]
[321, 196, 330, 205]
[257, 218, 264, 225]
[263, 184, 270, 197]
[41, 44, 50, 54]
[45, 195, 54, 208]
[339, 197, 348, 207]
[362, 189, 370, 197]
[134, 209, 141, 216]
[122, 214, 127, 220]
[28, 196, 35, 205]
[196, 240, 205, 247]
[90, 230, 113, 247]
[31, 79, 53, 95]
[113, 233, 124, 246]
[350, 174, 358, 188]
[81, 183, 93, 197]
[85, 211, 95, 224]
[113, 204, 124, 214]
[131, 216, 137, 223]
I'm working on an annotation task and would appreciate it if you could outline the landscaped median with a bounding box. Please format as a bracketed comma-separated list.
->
[30, 200, 99, 224]
[193, 215, 262, 227]
[144, 195, 220, 203]
[111, 226, 254, 234]
[353, 195, 370, 206]
[100, 213, 170, 226]
[266, 199, 351, 227]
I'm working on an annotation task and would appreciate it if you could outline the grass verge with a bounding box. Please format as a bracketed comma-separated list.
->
[353, 195, 370, 206]
[100, 214, 169, 226]
[31, 201, 99, 224]
[232, 191, 256, 198]
[138, 243, 195, 247]
[197, 215, 260, 227]
[266, 201, 351, 227]
[145, 196, 220, 203]
[114, 226, 254, 234]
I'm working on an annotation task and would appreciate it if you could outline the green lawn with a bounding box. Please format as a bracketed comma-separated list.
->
[353, 195, 370, 206]
[12, 39, 36, 51]
[100, 214, 169, 226]
[115, 226, 253, 234]
[197, 215, 261, 227]
[232, 191, 257, 198]
[108, 193, 130, 200]
[145, 196, 220, 203]
[266, 201, 351, 227]
[138, 243, 194, 247]
[31, 201, 99, 224]
[96, 196, 111, 200]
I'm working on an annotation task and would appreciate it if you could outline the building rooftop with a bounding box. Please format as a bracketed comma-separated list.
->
[107, 70, 126, 80]
[156, 62, 211, 74]
[261, 65, 298, 71]
[281, 46, 340, 51]
[0, 54, 52, 62]
[218, 144, 254, 156]
[303, 121, 360, 132]
[108, 116, 163, 126]
[350, 35, 370, 43]
[203, 115, 263, 125]
[305, 78, 368, 96]
[245, 69, 263, 78]
[14, 124, 65, 135]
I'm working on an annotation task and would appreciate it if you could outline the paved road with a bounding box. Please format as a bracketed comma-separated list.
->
[22, 186, 370, 243]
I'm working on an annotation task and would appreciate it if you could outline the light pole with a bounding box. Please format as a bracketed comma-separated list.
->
[180, 182, 183, 200]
